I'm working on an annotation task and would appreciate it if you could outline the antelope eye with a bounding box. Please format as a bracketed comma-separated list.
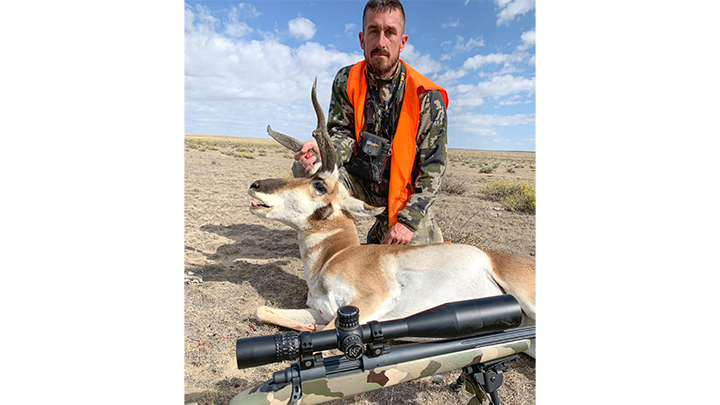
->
[313, 181, 327, 193]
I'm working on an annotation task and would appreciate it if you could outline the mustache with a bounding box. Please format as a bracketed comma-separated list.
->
[371, 48, 390, 57]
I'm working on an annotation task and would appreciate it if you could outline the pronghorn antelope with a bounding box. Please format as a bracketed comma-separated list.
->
[249, 79, 536, 356]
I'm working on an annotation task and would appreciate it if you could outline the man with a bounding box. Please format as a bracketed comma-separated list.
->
[294, 0, 448, 246]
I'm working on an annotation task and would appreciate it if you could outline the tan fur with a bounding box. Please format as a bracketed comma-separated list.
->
[322, 245, 395, 318]
[485, 250, 536, 318]
[301, 219, 360, 278]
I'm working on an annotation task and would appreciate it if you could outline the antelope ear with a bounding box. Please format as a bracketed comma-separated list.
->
[342, 196, 385, 217]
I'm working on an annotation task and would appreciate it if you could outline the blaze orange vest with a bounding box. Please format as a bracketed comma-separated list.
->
[346, 60, 449, 227]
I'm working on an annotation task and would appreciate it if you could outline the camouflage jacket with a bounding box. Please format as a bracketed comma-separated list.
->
[327, 62, 448, 232]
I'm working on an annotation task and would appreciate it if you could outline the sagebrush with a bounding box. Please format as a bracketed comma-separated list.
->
[480, 181, 536, 213]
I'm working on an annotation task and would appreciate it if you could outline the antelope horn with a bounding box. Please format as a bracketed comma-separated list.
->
[266, 125, 304, 153]
[311, 77, 336, 172]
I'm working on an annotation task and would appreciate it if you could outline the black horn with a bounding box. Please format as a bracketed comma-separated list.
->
[311, 77, 336, 172]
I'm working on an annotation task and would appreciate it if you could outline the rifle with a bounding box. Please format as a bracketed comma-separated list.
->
[230, 295, 535, 405]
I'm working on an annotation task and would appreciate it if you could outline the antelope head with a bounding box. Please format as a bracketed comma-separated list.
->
[249, 78, 384, 231]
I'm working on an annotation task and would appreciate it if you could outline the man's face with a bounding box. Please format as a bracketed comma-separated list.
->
[359, 8, 408, 78]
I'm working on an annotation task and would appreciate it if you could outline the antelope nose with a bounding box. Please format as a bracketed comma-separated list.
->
[250, 181, 260, 189]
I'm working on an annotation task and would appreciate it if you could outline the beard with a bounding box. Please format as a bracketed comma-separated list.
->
[366, 48, 399, 78]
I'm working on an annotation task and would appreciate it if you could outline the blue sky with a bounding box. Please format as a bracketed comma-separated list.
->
[185, 0, 536, 151]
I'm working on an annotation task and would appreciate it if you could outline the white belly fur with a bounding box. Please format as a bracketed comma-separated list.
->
[379, 244, 504, 320]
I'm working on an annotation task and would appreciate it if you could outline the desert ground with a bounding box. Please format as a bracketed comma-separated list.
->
[184, 133, 536, 405]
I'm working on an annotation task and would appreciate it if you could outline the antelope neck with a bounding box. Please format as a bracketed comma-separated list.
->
[298, 219, 361, 279]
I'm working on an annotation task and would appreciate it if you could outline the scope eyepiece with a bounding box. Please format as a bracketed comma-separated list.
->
[234, 331, 301, 370]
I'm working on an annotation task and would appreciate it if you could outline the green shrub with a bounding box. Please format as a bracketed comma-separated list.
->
[480, 181, 535, 213]
[233, 152, 255, 159]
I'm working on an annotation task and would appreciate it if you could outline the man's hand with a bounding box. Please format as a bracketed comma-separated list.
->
[382, 222, 414, 245]
[294, 140, 321, 173]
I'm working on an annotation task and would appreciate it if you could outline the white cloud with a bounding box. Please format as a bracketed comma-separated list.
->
[344, 23, 357, 35]
[457, 36, 485, 52]
[225, 3, 259, 37]
[475, 74, 535, 97]
[494, 0, 535, 25]
[516, 29, 535, 51]
[441, 19, 460, 29]
[463, 53, 513, 69]
[185, 4, 216, 32]
[185, 31, 295, 101]
[453, 96, 485, 109]
[235, 3, 261, 19]
[436, 68, 468, 87]
[288, 17, 316, 40]
[225, 22, 252, 38]
[462, 51, 529, 71]
[401, 43, 443, 76]
[449, 74, 535, 111]
[441, 35, 485, 60]
[184, 5, 363, 138]
[451, 112, 535, 136]
[497, 63, 519, 75]
[185, 7, 195, 31]
[295, 42, 363, 74]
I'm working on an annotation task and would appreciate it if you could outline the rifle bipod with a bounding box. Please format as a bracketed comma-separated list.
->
[453, 354, 519, 405]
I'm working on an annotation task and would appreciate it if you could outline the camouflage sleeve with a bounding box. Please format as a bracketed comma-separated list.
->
[326, 66, 357, 167]
[396, 90, 448, 232]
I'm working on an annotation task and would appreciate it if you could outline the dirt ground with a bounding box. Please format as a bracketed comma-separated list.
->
[184, 133, 536, 405]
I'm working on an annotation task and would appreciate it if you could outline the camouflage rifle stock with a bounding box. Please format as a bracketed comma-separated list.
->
[230, 295, 535, 405]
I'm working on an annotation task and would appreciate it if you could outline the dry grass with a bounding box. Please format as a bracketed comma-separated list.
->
[184, 133, 535, 405]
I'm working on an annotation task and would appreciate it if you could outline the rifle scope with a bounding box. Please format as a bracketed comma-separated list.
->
[236, 294, 522, 370]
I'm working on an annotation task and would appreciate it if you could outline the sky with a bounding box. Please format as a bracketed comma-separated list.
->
[184, 0, 536, 151]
